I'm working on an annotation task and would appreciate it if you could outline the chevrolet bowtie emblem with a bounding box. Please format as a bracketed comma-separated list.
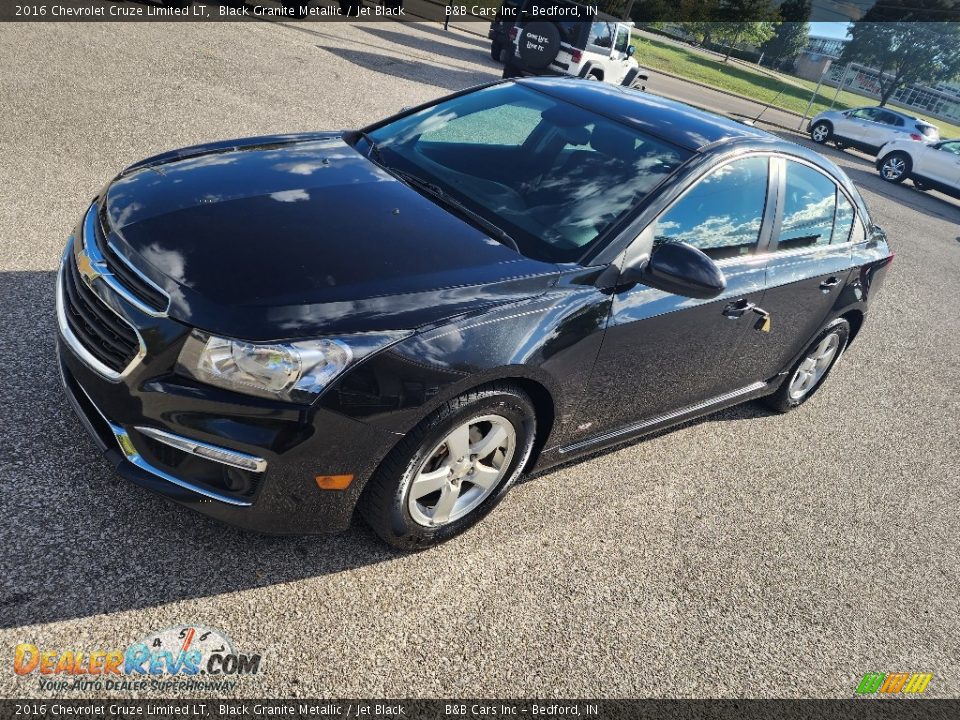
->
[76, 251, 99, 283]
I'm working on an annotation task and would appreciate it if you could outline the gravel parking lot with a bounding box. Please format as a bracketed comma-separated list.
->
[1, 17, 958, 699]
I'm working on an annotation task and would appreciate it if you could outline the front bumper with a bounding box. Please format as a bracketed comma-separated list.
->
[56, 220, 402, 534]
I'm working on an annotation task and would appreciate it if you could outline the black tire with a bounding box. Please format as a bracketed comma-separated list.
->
[764, 319, 850, 413]
[491, 40, 503, 63]
[810, 120, 832, 144]
[878, 151, 911, 184]
[516, 22, 561, 70]
[360, 383, 537, 550]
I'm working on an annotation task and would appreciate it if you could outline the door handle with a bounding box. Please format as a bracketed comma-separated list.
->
[819, 276, 841, 292]
[723, 299, 756, 318]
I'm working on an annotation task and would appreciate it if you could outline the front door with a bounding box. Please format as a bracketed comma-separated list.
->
[914, 140, 960, 185]
[574, 156, 774, 440]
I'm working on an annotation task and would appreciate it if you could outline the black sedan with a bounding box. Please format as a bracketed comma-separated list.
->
[57, 78, 893, 549]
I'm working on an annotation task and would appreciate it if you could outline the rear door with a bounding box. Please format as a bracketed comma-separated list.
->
[735, 157, 857, 383]
[872, 109, 908, 148]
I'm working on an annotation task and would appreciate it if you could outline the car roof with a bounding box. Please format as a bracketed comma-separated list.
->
[518, 77, 772, 151]
[860, 106, 934, 124]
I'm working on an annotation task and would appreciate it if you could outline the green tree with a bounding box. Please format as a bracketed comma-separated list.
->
[839, 1, 960, 106]
[714, 0, 780, 61]
[759, 0, 811, 68]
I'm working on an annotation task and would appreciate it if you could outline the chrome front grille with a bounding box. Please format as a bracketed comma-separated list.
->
[96, 204, 170, 314]
[60, 253, 140, 374]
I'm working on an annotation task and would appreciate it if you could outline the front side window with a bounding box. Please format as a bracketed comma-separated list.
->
[778, 161, 838, 251]
[587, 22, 614, 49]
[652, 156, 769, 261]
[939, 140, 960, 155]
[614, 26, 630, 53]
[852, 108, 879, 121]
[367, 83, 690, 263]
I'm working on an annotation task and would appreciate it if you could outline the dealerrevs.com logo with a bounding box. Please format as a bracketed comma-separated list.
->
[14, 625, 262, 693]
[855, 672, 933, 695]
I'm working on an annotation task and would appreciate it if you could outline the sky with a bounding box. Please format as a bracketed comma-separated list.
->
[809, 22, 852, 39]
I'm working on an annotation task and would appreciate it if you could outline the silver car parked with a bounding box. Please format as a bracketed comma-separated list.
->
[808, 106, 939, 154]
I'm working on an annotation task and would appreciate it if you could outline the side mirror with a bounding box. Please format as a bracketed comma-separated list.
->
[627, 45, 636, 57]
[622, 242, 726, 299]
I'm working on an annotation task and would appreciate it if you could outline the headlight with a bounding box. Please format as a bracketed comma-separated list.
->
[175, 330, 407, 403]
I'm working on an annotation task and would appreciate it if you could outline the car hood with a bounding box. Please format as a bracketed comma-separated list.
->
[103, 133, 557, 340]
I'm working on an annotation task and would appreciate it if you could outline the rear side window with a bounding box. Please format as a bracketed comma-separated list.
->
[779, 160, 855, 250]
[832, 192, 854, 245]
[779, 161, 836, 250]
[652, 156, 769, 261]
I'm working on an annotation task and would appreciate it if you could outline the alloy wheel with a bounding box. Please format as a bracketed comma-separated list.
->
[407, 415, 516, 527]
[811, 124, 829, 142]
[788, 332, 840, 400]
[881, 156, 906, 180]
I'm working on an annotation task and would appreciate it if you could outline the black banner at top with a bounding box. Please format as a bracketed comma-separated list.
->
[2, 0, 959, 23]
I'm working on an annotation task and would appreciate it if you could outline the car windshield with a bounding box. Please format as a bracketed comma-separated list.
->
[364, 83, 690, 263]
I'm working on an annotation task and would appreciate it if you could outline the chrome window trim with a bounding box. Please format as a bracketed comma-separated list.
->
[68, 378, 253, 508]
[83, 203, 170, 318]
[136, 426, 268, 474]
[56, 245, 147, 381]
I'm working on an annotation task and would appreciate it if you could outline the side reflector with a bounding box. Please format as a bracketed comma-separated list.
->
[315, 474, 354, 490]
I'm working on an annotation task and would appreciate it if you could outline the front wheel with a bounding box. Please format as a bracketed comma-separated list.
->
[810, 121, 832, 144]
[764, 320, 850, 413]
[879, 152, 911, 183]
[360, 384, 537, 550]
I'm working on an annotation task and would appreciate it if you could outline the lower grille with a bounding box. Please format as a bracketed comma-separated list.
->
[62, 254, 140, 373]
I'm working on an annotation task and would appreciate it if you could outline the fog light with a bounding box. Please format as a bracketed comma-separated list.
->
[315, 474, 354, 490]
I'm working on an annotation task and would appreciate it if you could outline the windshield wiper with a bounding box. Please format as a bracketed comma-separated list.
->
[389, 169, 520, 253]
[349, 129, 382, 163]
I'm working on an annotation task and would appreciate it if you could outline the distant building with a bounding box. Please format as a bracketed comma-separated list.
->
[794, 35, 960, 125]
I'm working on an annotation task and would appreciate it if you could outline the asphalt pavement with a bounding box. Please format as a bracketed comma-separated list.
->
[1, 17, 959, 699]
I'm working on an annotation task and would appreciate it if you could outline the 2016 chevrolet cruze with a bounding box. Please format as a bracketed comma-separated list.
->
[58, 78, 893, 549]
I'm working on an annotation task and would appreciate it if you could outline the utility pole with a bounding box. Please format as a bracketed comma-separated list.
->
[829, 62, 852, 109]
[799, 59, 832, 131]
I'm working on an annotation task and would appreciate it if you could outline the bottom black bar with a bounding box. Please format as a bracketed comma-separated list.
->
[1, 700, 957, 720]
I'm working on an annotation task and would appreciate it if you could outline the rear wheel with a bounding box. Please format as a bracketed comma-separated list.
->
[491, 40, 503, 62]
[810, 121, 832, 144]
[360, 384, 537, 550]
[764, 320, 850, 413]
[879, 152, 911, 183]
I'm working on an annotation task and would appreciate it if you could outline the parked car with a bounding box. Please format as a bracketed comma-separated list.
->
[808, 106, 939, 154]
[502, 1, 647, 89]
[489, 0, 523, 63]
[876, 137, 960, 197]
[58, 78, 893, 549]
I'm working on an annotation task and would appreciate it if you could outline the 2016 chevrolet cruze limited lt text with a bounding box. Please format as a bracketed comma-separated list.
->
[57, 79, 893, 548]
